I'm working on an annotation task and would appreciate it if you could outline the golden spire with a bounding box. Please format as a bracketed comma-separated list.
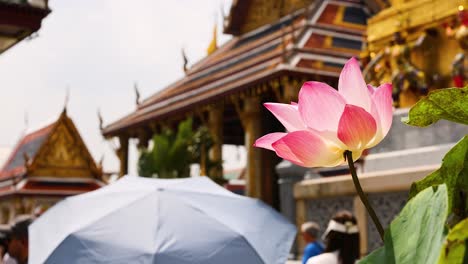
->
[63, 85, 70, 113]
[207, 23, 218, 55]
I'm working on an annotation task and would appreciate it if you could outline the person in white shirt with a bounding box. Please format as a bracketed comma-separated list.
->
[3, 253, 17, 264]
[306, 211, 360, 264]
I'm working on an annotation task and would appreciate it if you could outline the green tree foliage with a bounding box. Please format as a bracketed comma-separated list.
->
[190, 126, 224, 182]
[138, 118, 221, 180]
[138, 118, 195, 178]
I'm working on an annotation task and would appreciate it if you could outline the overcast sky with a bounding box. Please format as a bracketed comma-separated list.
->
[0, 0, 246, 175]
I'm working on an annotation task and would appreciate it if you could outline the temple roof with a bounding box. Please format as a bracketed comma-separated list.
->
[103, 1, 368, 137]
[0, 110, 104, 197]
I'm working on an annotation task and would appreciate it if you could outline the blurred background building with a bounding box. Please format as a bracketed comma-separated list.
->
[0, 110, 104, 223]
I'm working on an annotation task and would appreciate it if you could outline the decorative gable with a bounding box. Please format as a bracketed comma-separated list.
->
[28, 111, 101, 179]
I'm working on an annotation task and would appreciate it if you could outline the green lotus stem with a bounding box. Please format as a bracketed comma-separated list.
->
[344, 150, 385, 241]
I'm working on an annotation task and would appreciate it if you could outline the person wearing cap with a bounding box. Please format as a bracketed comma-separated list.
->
[8, 216, 34, 264]
[306, 211, 360, 264]
[301, 221, 324, 264]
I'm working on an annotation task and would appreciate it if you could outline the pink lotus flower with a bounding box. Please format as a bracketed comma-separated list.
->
[254, 57, 393, 167]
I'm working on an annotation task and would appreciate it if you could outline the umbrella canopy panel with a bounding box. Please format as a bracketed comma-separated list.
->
[30, 176, 296, 264]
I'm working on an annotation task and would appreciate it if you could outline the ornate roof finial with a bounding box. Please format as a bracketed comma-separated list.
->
[182, 48, 189, 73]
[134, 82, 141, 106]
[97, 108, 104, 131]
[24, 111, 29, 132]
[63, 85, 70, 113]
[207, 14, 218, 55]
[98, 155, 104, 168]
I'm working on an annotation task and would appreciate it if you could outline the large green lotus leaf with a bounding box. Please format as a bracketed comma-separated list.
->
[404, 87, 468, 127]
[359, 185, 448, 264]
[358, 247, 386, 263]
[438, 218, 468, 264]
[410, 136, 468, 215]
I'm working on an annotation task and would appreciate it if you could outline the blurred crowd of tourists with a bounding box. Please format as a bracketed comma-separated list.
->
[301, 211, 360, 264]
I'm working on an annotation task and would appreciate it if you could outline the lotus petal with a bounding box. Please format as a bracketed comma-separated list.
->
[264, 103, 306, 132]
[338, 105, 377, 151]
[272, 130, 344, 167]
[298, 81, 346, 132]
[338, 58, 371, 112]
[254, 132, 287, 151]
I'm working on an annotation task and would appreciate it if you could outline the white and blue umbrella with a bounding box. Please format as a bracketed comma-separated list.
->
[29, 176, 296, 264]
